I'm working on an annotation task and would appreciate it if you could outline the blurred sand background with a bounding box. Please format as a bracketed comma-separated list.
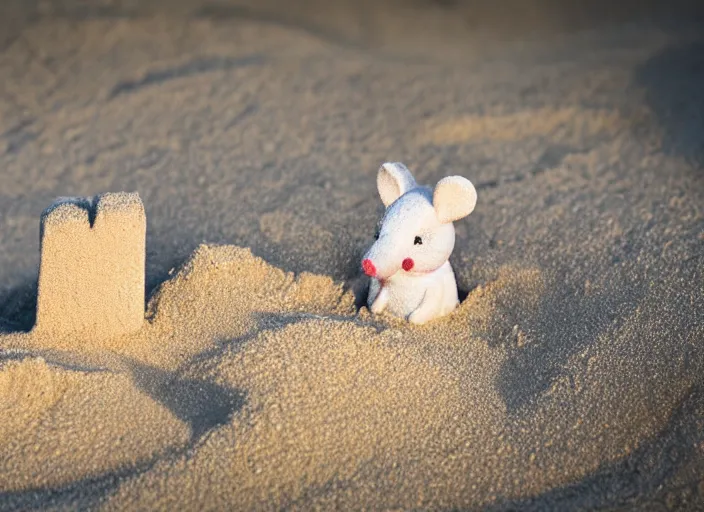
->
[1, 0, 703, 510]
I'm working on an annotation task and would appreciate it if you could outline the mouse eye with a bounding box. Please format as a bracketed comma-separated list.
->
[374, 227, 380, 240]
[414, 236, 423, 245]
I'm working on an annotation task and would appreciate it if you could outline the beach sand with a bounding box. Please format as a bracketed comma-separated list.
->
[1, 1, 703, 510]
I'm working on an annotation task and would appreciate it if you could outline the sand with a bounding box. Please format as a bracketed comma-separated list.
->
[1, 0, 704, 510]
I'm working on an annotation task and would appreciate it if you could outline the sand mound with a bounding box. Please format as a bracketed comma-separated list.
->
[0, 244, 533, 509]
[1, 240, 702, 509]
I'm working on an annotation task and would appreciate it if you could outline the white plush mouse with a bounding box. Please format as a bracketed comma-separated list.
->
[361, 162, 477, 325]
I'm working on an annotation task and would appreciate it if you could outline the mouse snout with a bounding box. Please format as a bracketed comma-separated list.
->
[362, 259, 377, 277]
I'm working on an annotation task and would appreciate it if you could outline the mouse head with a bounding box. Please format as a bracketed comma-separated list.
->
[361, 162, 477, 280]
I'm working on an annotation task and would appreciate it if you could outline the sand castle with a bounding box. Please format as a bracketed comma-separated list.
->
[34, 192, 146, 339]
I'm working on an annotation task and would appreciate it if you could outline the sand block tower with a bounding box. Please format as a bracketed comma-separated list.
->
[35, 192, 146, 339]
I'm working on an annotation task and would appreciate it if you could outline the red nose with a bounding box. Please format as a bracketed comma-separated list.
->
[362, 259, 377, 277]
[402, 258, 414, 271]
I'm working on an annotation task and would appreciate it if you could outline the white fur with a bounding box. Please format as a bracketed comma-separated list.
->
[363, 162, 477, 325]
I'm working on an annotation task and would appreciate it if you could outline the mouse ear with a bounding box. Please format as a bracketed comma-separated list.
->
[377, 162, 417, 207]
[433, 176, 477, 223]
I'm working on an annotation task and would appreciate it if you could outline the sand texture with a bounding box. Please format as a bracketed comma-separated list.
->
[1, 0, 704, 510]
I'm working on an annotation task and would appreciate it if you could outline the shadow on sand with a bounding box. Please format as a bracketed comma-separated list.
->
[0, 334, 249, 512]
[635, 40, 704, 169]
[0, 309, 369, 511]
[0, 279, 37, 334]
[487, 383, 704, 511]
